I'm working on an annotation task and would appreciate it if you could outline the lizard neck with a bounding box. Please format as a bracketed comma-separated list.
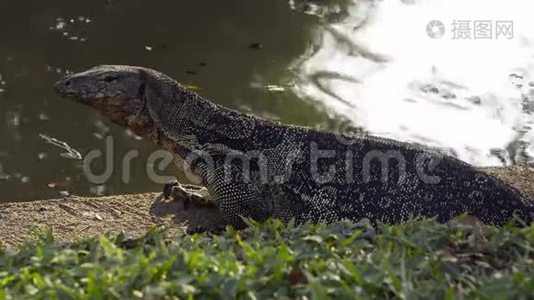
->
[179, 94, 277, 151]
[143, 75, 284, 154]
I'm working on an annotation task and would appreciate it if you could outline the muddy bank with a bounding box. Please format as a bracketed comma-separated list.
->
[1, 166, 533, 250]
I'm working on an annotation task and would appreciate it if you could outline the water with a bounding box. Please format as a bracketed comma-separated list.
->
[0, 0, 532, 202]
[292, 0, 534, 166]
[0, 0, 327, 201]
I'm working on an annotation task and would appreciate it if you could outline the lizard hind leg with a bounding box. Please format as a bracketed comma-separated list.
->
[202, 164, 271, 229]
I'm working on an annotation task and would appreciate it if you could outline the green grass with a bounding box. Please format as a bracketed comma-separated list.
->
[1, 218, 534, 299]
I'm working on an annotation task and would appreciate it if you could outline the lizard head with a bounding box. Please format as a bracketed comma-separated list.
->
[54, 65, 153, 133]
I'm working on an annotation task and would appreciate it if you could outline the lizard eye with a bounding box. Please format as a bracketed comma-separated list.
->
[104, 75, 117, 83]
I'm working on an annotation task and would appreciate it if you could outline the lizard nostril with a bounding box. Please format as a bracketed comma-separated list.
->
[64, 80, 71, 86]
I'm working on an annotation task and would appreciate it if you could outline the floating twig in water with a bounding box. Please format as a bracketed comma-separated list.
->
[39, 134, 82, 160]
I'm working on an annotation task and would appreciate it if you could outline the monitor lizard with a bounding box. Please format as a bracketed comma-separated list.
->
[54, 65, 534, 228]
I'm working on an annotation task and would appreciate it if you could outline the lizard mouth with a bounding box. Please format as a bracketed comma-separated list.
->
[54, 77, 91, 101]
[54, 77, 77, 98]
[56, 89, 79, 98]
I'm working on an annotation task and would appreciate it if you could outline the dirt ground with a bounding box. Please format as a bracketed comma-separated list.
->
[0, 191, 227, 250]
[1, 166, 533, 250]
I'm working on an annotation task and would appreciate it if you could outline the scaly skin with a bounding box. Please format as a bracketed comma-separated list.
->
[55, 65, 534, 228]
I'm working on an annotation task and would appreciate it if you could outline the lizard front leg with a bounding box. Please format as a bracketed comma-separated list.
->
[163, 180, 214, 210]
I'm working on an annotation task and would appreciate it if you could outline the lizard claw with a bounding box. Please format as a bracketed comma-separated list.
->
[165, 182, 191, 210]
[163, 179, 179, 199]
